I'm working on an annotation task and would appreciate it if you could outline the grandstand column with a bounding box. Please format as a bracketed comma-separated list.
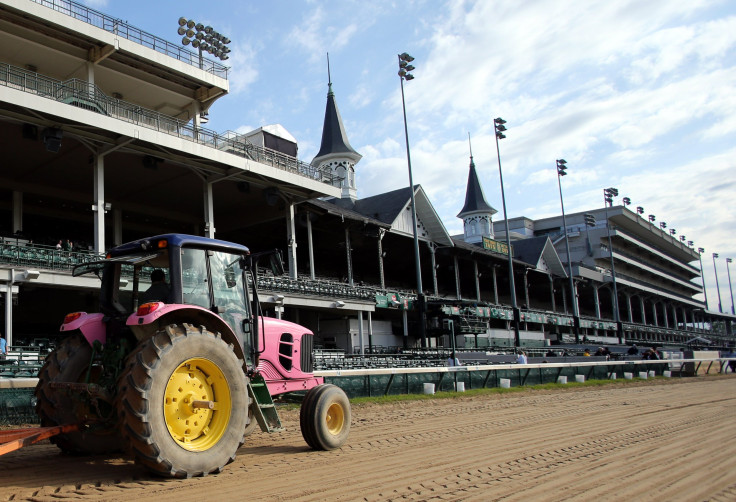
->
[663, 302, 670, 328]
[93, 155, 105, 253]
[492, 264, 499, 305]
[593, 284, 601, 318]
[344, 227, 353, 286]
[367, 311, 374, 353]
[523, 268, 531, 310]
[358, 311, 364, 355]
[203, 180, 215, 239]
[402, 310, 409, 349]
[307, 214, 315, 280]
[548, 275, 556, 312]
[652, 301, 659, 326]
[474, 260, 480, 301]
[4, 271, 13, 347]
[377, 229, 385, 290]
[626, 293, 633, 322]
[561, 283, 568, 313]
[428, 242, 438, 296]
[286, 203, 297, 280]
[639, 297, 647, 324]
[12, 191, 22, 235]
[454, 256, 461, 300]
[672, 306, 678, 329]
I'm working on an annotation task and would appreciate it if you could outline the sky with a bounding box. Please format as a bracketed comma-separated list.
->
[88, 0, 736, 311]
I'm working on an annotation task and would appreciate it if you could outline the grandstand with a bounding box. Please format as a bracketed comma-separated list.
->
[0, 0, 733, 377]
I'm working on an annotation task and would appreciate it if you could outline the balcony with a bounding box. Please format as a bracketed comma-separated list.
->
[29, 0, 229, 78]
[0, 63, 334, 185]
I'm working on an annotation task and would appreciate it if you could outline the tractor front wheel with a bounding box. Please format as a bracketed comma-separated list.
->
[300, 384, 351, 450]
[119, 324, 249, 478]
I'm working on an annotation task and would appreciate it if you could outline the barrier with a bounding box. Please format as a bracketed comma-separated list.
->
[500, 378, 511, 388]
[639, 372, 648, 379]
[557, 376, 567, 384]
[423, 383, 435, 395]
[575, 375, 585, 383]
[455, 382, 465, 392]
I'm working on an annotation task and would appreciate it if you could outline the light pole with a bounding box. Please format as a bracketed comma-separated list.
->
[397, 52, 426, 348]
[556, 159, 580, 343]
[713, 253, 723, 313]
[726, 258, 735, 315]
[603, 187, 622, 341]
[698, 247, 709, 310]
[584, 213, 596, 257]
[494, 117, 520, 346]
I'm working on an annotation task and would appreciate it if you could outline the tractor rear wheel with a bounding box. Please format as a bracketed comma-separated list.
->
[34, 334, 121, 454]
[119, 324, 249, 478]
[300, 384, 351, 450]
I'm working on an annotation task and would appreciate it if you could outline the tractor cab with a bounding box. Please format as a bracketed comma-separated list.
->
[72, 234, 256, 363]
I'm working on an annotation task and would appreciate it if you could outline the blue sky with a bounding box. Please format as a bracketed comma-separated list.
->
[91, 0, 735, 310]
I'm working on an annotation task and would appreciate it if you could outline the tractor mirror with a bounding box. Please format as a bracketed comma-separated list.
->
[268, 250, 285, 276]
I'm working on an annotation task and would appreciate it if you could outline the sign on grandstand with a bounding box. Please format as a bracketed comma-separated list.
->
[482, 237, 510, 255]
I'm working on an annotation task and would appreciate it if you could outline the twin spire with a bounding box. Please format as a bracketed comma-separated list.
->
[311, 55, 496, 241]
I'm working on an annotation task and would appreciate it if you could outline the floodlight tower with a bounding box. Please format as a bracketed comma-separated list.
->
[177, 17, 232, 71]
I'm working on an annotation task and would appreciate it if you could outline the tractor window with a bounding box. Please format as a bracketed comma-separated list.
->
[181, 248, 210, 309]
[210, 250, 250, 343]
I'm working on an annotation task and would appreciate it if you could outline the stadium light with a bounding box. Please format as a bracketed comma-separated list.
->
[697, 248, 709, 310]
[177, 17, 232, 69]
[397, 51, 426, 348]
[713, 253, 723, 313]
[495, 117, 519, 346]
[602, 187, 621, 341]
[726, 257, 735, 315]
[556, 159, 579, 342]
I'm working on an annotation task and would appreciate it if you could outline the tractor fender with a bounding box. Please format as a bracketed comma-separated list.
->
[126, 304, 246, 362]
[59, 312, 105, 346]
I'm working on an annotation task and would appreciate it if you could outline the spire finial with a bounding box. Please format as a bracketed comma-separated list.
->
[327, 52, 333, 94]
[468, 132, 475, 166]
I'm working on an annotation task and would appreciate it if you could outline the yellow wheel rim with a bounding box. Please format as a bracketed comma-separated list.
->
[164, 358, 231, 451]
[325, 402, 345, 435]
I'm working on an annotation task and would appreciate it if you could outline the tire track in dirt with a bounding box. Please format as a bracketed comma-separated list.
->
[0, 377, 734, 502]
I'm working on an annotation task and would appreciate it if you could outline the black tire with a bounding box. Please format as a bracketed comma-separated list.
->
[299, 384, 351, 450]
[34, 334, 121, 454]
[119, 323, 249, 478]
[243, 407, 259, 436]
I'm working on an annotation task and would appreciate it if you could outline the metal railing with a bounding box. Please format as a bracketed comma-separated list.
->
[0, 64, 334, 185]
[30, 0, 229, 78]
[0, 240, 102, 272]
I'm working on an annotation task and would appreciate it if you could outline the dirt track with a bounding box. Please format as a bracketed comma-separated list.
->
[1, 376, 735, 501]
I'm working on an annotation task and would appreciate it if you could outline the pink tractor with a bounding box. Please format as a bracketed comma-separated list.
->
[35, 234, 350, 478]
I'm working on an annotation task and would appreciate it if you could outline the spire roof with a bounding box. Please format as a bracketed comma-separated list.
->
[457, 155, 497, 217]
[312, 83, 361, 161]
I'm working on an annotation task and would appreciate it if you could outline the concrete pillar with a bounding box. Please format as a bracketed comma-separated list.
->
[367, 311, 373, 353]
[429, 243, 438, 296]
[523, 269, 530, 310]
[377, 229, 385, 290]
[12, 191, 22, 235]
[358, 311, 364, 356]
[454, 256, 461, 300]
[4, 270, 14, 347]
[548, 276, 556, 312]
[344, 227, 353, 287]
[307, 215, 315, 280]
[203, 180, 215, 239]
[639, 297, 647, 325]
[652, 302, 658, 326]
[474, 260, 480, 301]
[93, 154, 106, 253]
[561, 283, 568, 314]
[593, 285, 601, 319]
[626, 293, 633, 322]
[402, 309, 409, 349]
[86, 61, 95, 85]
[492, 265, 499, 305]
[672, 305, 678, 330]
[285, 203, 297, 279]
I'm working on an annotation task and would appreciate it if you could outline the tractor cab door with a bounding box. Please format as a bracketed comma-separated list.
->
[180, 247, 253, 357]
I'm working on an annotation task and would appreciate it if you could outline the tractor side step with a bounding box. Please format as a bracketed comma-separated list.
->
[247, 375, 283, 433]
